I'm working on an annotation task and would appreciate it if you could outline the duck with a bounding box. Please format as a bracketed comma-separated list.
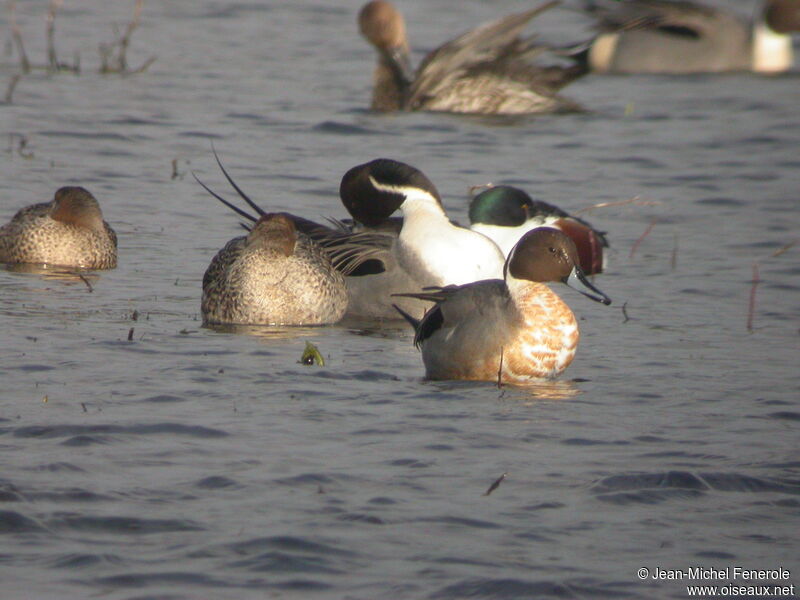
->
[0, 186, 117, 270]
[337, 158, 508, 318]
[201, 213, 348, 326]
[198, 154, 506, 320]
[578, 0, 800, 74]
[357, 0, 586, 115]
[468, 185, 608, 274]
[394, 227, 612, 384]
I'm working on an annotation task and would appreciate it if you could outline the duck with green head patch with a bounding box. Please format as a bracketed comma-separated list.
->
[469, 185, 608, 275]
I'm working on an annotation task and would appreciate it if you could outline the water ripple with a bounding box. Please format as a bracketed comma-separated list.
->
[49, 514, 204, 535]
[13, 423, 229, 440]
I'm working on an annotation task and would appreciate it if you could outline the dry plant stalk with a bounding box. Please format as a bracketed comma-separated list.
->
[629, 219, 657, 259]
[78, 273, 93, 292]
[99, 0, 156, 74]
[575, 195, 661, 215]
[45, 0, 78, 72]
[468, 182, 495, 197]
[670, 232, 679, 270]
[4, 74, 21, 104]
[772, 240, 797, 258]
[496, 346, 504, 389]
[746, 263, 760, 332]
[46, 0, 61, 70]
[9, 0, 31, 73]
[484, 472, 507, 496]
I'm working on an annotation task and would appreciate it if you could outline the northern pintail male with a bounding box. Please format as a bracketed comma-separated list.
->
[469, 185, 608, 275]
[395, 228, 612, 384]
[337, 159, 507, 318]
[199, 155, 506, 320]
[580, 0, 800, 74]
[201, 214, 348, 326]
[0, 187, 117, 270]
[358, 0, 585, 115]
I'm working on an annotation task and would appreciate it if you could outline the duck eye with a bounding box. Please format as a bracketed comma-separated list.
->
[548, 247, 557, 254]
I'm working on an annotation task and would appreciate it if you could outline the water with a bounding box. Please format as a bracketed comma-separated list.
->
[2, 1, 799, 598]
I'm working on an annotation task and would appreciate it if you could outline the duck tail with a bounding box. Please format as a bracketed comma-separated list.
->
[392, 303, 420, 331]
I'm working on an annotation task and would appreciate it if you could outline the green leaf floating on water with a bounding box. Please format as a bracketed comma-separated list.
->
[301, 341, 324, 366]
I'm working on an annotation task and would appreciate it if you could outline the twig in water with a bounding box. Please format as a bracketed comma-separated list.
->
[46, 0, 60, 70]
[622, 301, 630, 323]
[45, 0, 78, 73]
[484, 472, 507, 496]
[9, 1, 31, 73]
[81, 402, 87, 413]
[127, 327, 134, 341]
[670, 232, 678, 270]
[468, 182, 494, 197]
[99, 0, 155, 75]
[771, 240, 797, 258]
[575, 195, 661, 215]
[497, 346, 504, 389]
[629, 219, 657, 259]
[8, 134, 34, 159]
[17, 135, 33, 159]
[77, 273, 93, 292]
[4, 74, 21, 104]
[746, 263, 760, 333]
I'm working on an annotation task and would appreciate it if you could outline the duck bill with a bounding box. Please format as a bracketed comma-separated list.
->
[564, 266, 611, 305]
[384, 46, 414, 87]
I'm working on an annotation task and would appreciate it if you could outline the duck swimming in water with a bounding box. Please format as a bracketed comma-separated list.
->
[199, 154, 505, 320]
[578, 0, 800, 74]
[468, 185, 608, 275]
[358, 0, 585, 115]
[395, 228, 611, 384]
[201, 213, 348, 326]
[0, 186, 117, 270]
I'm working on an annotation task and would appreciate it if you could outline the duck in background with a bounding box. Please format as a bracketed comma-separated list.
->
[394, 228, 612, 384]
[0, 186, 117, 270]
[468, 185, 607, 275]
[201, 213, 347, 326]
[575, 0, 800, 74]
[357, 0, 586, 115]
[199, 154, 506, 320]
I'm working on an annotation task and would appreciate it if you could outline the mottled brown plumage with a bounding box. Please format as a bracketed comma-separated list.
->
[358, 0, 585, 115]
[202, 214, 348, 326]
[0, 187, 117, 270]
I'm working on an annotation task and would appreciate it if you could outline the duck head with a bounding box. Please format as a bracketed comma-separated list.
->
[505, 227, 611, 305]
[247, 213, 297, 257]
[50, 187, 105, 231]
[763, 0, 800, 33]
[358, 1, 414, 86]
[339, 158, 442, 226]
[469, 186, 534, 227]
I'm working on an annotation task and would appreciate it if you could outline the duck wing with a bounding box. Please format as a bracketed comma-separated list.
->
[408, 1, 562, 108]
[396, 280, 511, 347]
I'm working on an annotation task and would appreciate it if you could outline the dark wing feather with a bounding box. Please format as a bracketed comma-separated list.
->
[409, 1, 561, 106]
